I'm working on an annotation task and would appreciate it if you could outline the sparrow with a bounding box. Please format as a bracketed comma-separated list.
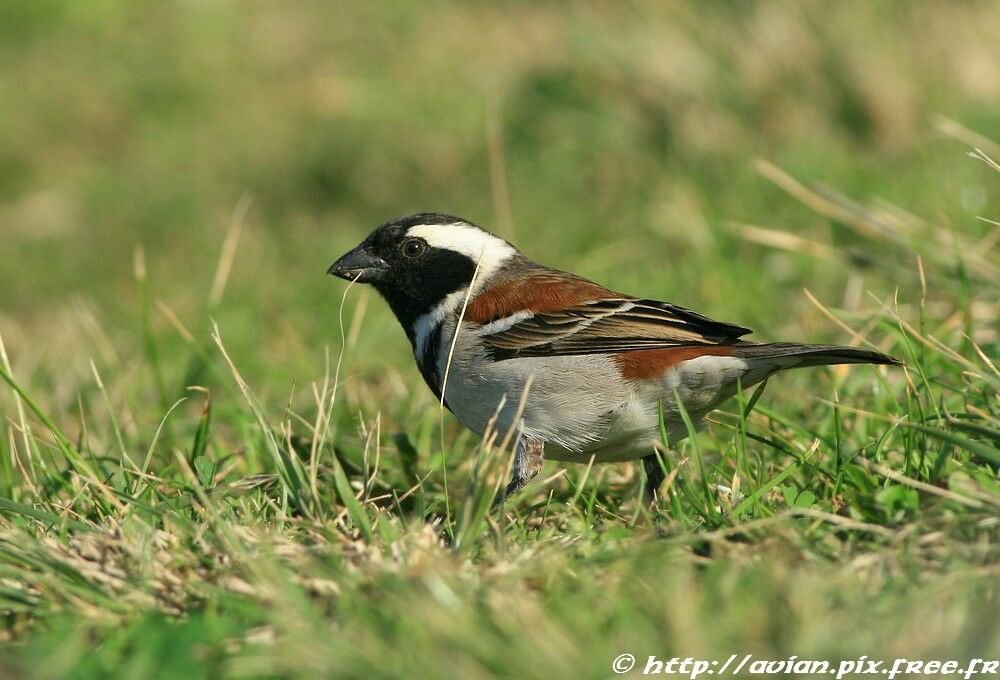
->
[328, 213, 900, 508]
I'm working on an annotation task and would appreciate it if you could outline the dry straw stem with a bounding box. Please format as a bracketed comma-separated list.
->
[313, 271, 363, 500]
[0, 331, 40, 481]
[856, 457, 998, 510]
[865, 291, 994, 377]
[439, 244, 488, 411]
[733, 222, 843, 262]
[0, 335, 125, 515]
[487, 374, 537, 505]
[209, 193, 252, 308]
[934, 115, 1000, 160]
[970, 148, 1000, 175]
[487, 107, 515, 242]
[754, 159, 901, 242]
[802, 288, 890, 352]
[753, 159, 1000, 284]
[672, 507, 898, 545]
[154, 299, 197, 343]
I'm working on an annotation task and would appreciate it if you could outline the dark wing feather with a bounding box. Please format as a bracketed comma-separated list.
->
[481, 298, 752, 359]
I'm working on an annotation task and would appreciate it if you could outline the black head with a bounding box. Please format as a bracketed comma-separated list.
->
[328, 213, 517, 336]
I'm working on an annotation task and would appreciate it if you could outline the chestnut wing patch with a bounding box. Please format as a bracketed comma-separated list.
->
[463, 273, 619, 324]
[480, 299, 752, 360]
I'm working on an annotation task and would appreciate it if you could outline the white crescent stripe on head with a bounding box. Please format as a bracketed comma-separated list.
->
[413, 288, 467, 359]
[407, 222, 516, 286]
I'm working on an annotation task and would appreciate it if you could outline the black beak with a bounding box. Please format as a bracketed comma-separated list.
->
[327, 246, 389, 283]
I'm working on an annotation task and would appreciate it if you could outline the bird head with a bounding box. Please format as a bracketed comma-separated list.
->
[328, 213, 516, 330]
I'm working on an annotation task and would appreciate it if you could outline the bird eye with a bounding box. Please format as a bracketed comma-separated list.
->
[401, 238, 426, 259]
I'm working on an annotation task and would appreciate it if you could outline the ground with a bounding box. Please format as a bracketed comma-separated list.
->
[0, 2, 998, 678]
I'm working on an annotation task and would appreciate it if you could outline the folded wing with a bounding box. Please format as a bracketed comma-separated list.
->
[479, 297, 752, 359]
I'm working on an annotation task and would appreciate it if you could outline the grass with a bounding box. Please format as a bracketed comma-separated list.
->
[0, 1, 998, 677]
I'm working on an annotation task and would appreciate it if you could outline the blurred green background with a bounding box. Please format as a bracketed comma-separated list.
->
[0, 3, 998, 676]
[2, 0, 996, 405]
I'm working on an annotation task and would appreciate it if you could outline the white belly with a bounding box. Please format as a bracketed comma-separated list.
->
[433, 324, 756, 463]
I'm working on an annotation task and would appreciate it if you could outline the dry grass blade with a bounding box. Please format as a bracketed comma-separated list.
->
[858, 459, 994, 509]
[969, 148, 1000, 174]
[934, 116, 1000, 158]
[753, 159, 1000, 284]
[209, 193, 252, 308]
[732, 222, 842, 260]
[802, 288, 885, 351]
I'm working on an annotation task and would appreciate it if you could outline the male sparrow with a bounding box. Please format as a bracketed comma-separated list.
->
[328, 214, 900, 507]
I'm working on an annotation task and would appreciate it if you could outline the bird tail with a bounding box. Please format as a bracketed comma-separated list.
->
[732, 342, 902, 369]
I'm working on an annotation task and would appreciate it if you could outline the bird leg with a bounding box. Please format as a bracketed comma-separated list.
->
[492, 435, 545, 509]
[642, 451, 668, 507]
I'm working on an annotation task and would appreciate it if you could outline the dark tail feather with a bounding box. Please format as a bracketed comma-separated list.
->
[733, 342, 903, 368]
